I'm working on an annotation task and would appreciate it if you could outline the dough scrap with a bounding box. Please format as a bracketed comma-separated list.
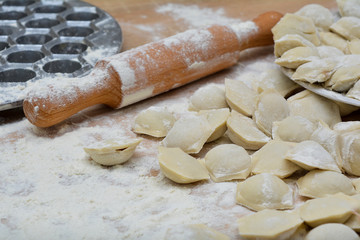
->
[274, 34, 316, 57]
[287, 90, 341, 127]
[158, 146, 209, 184]
[257, 68, 299, 97]
[84, 138, 142, 166]
[162, 114, 212, 154]
[272, 116, 315, 143]
[285, 140, 341, 172]
[237, 209, 303, 240]
[292, 58, 338, 84]
[299, 193, 360, 227]
[310, 121, 343, 168]
[297, 170, 356, 198]
[337, 0, 360, 18]
[236, 173, 294, 211]
[271, 13, 320, 45]
[295, 4, 334, 31]
[251, 140, 300, 178]
[164, 224, 230, 240]
[253, 89, 290, 136]
[205, 144, 251, 182]
[275, 46, 319, 69]
[305, 223, 359, 240]
[197, 108, 230, 142]
[224, 78, 257, 117]
[319, 31, 349, 53]
[226, 110, 270, 150]
[188, 84, 228, 111]
[330, 16, 360, 41]
[132, 106, 176, 137]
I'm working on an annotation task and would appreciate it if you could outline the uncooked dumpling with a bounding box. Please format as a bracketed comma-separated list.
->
[205, 144, 251, 182]
[299, 193, 360, 228]
[348, 39, 360, 54]
[337, 0, 360, 18]
[287, 90, 341, 127]
[253, 89, 290, 136]
[275, 46, 319, 69]
[164, 224, 230, 240]
[297, 170, 356, 198]
[237, 209, 303, 240]
[272, 116, 315, 143]
[310, 121, 342, 168]
[338, 129, 360, 176]
[132, 106, 176, 137]
[305, 223, 359, 240]
[319, 31, 349, 53]
[224, 78, 257, 117]
[326, 64, 360, 92]
[236, 173, 294, 211]
[188, 84, 228, 111]
[347, 80, 360, 100]
[158, 146, 209, 184]
[256, 68, 299, 97]
[84, 138, 142, 166]
[271, 13, 320, 45]
[251, 140, 300, 178]
[162, 114, 212, 154]
[292, 58, 338, 84]
[198, 108, 230, 142]
[333, 121, 360, 133]
[226, 110, 270, 150]
[274, 34, 316, 57]
[330, 16, 360, 40]
[353, 178, 360, 192]
[317, 46, 344, 58]
[345, 194, 360, 232]
[285, 140, 341, 172]
[295, 4, 334, 31]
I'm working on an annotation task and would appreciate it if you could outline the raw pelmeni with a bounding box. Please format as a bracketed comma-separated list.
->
[305, 223, 359, 240]
[337, 0, 360, 18]
[253, 89, 290, 136]
[132, 106, 176, 137]
[197, 108, 230, 142]
[84, 138, 142, 166]
[275, 46, 319, 69]
[236, 173, 294, 211]
[319, 31, 349, 53]
[274, 34, 316, 58]
[330, 16, 360, 40]
[226, 110, 270, 150]
[299, 193, 360, 227]
[297, 170, 356, 198]
[205, 144, 251, 182]
[272, 116, 315, 143]
[188, 84, 228, 111]
[158, 146, 209, 184]
[251, 140, 300, 178]
[285, 140, 341, 172]
[224, 78, 257, 117]
[237, 209, 303, 240]
[161, 114, 212, 154]
[294, 4, 334, 31]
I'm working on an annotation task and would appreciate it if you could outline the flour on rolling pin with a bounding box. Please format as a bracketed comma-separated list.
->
[24, 12, 282, 127]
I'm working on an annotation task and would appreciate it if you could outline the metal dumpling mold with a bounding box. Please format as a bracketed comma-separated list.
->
[0, 0, 122, 111]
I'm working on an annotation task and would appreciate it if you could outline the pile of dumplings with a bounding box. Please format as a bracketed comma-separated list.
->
[272, 0, 360, 99]
[132, 65, 360, 239]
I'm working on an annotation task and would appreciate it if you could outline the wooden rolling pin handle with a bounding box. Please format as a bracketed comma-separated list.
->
[23, 11, 283, 128]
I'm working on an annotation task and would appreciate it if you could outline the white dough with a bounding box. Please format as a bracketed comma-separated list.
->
[272, 116, 315, 143]
[337, 0, 360, 18]
[295, 4, 335, 31]
[274, 34, 316, 57]
[198, 108, 230, 142]
[330, 16, 360, 41]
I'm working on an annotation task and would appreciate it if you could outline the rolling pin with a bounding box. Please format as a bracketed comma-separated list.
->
[23, 11, 283, 127]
